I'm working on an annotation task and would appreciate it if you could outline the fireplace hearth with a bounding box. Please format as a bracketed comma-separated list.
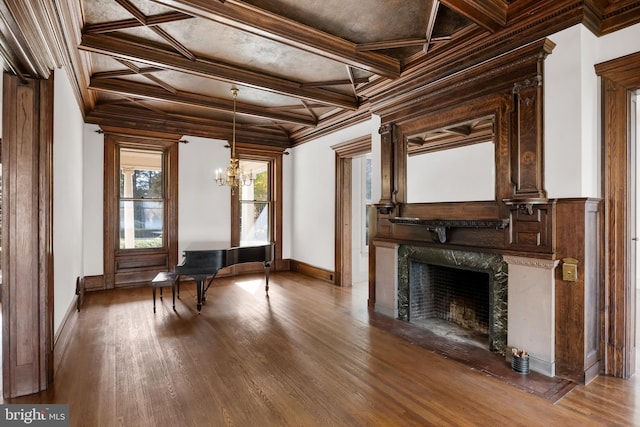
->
[398, 246, 508, 355]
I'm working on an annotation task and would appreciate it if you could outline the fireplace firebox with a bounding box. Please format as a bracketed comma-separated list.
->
[398, 246, 508, 355]
[409, 262, 491, 349]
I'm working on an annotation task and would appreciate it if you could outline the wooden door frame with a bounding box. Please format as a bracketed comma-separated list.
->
[595, 51, 640, 379]
[333, 136, 371, 287]
[2, 73, 54, 398]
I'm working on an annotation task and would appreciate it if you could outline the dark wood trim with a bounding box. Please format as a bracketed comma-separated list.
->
[441, 0, 507, 32]
[86, 104, 291, 148]
[232, 144, 284, 269]
[594, 51, 640, 379]
[333, 136, 372, 287]
[150, 0, 400, 79]
[290, 107, 372, 147]
[335, 156, 352, 287]
[79, 33, 358, 110]
[289, 259, 335, 283]
[103, 128, 180, 289]
[371, 40, 554, 256]
[555, 198, 602, 383]
[377, 123, 396, 210]
[82, 275, 105, 291]
[2, 73, 54, 398]
[89, 78, 318, 127]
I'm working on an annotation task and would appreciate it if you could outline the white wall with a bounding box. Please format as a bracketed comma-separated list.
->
[282, 144, 293, 260]
[546, 23, 640, 198]
[53, 67, 85, 333]
[285, 118, 378, 271]
[178, 135, 231, 257]
[82, 123, 104, 275]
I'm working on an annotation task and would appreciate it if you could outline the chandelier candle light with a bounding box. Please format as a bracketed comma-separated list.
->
[215, 87, 253, 192]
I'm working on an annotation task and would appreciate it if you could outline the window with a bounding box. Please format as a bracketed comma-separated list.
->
[119, 148, 164, 249]
[238, 159, 271, 245]
[104, 130, 179, 289]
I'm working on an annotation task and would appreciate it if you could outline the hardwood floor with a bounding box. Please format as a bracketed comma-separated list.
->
[3, 272, 640, 426]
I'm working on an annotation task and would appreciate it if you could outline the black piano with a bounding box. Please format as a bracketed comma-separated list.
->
[174, 242, 274, 312]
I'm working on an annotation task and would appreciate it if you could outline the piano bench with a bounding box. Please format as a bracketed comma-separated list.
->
[151, 272, 178, 313]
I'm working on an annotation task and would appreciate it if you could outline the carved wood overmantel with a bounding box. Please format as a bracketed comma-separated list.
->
[370, 38, 555, 255]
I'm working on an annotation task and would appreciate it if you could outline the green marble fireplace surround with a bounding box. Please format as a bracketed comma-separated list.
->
[397, 245, 509, 356]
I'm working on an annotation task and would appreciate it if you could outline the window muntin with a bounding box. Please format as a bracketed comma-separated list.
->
[239, 159, 270, 245]
[119, 148, 164, 249]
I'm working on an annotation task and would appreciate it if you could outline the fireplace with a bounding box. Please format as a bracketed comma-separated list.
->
[397, 245, 508, 355]
[409, 263, 491, 348]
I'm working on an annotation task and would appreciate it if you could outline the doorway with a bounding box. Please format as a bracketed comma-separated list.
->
[596, 52, 640, 379]
[350, 152, 372, 286]
[332, 136, 371, 288]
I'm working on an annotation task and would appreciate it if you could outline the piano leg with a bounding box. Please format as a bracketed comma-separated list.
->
[264, 261, 271, 294]
[196, 278, 204, 313]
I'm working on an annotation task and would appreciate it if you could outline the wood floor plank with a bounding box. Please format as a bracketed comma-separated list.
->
[3, 272, 640, 426]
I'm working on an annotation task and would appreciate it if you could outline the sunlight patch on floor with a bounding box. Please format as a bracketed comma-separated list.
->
[235, 279, 263, 294]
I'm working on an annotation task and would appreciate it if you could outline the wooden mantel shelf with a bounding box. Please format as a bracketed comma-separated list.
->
[388, 217, 510, 243]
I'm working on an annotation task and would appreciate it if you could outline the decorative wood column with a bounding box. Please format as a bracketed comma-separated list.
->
[2, 73, 54, 398]
[511, 74, 547, 201]
[377, 123, 396, 212]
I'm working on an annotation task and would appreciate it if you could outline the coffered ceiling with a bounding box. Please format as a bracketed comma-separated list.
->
[1, 0, 640, 147]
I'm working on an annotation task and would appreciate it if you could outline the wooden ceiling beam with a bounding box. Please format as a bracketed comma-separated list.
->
[269, 104, 326, 110]
[116, 58, 178, 94]
[87, 104, 292, 147]
[86, 105, 291, 148]
[356, 38, 429, 52]
[301, 78, 369, 88]
[114, 0, 196, 60]
[88, 77, 318, 126]
[440, 0, 508, 33]
[424, 0, 441, 54]
[149, 0, 401, 79]
[83, 12, 193, 34]
[80, 33, 358, 110]
[92, 66, 165, 79]
[299, 99, 317, 122]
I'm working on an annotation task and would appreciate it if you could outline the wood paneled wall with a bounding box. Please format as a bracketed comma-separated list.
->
[555, 199, 601, 383]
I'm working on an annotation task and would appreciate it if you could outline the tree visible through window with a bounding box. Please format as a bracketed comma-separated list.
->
[119, 148, 164, 249]
[239, 159, 270, 245]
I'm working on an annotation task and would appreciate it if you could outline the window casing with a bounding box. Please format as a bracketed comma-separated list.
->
[104, 130, 179, 289]
[231, 148, 281, 253]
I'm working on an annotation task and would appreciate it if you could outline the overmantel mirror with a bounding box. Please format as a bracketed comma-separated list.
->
[405, 115, 495, 203]
[394, 95, 512, 210]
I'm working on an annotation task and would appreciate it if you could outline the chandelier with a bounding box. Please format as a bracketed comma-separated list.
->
[214, 87, 253, 192]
